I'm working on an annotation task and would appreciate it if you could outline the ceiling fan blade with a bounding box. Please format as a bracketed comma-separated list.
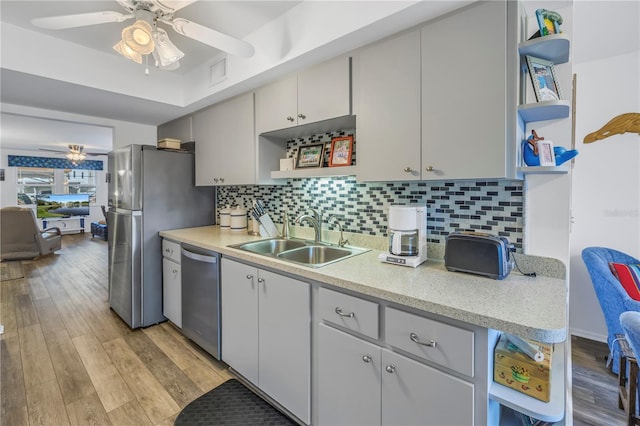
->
[39, 148, 66, 153]
[153, 0, 198, 13]
[31, 11, 134, 30]
[166, 18, 255, 58]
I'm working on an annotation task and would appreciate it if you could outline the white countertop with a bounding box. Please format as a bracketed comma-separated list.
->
[160, 226, 567, 343]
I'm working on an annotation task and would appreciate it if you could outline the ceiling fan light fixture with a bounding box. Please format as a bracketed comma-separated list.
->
[66, 152, 86, 161]
[122, 20, 155, 55]
[113, 40, 143, 64]
[152, 28, 184, 67]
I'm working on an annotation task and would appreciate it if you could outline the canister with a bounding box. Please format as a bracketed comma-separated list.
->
[219, 205, 232, 230]
[230, 207, 248, 232]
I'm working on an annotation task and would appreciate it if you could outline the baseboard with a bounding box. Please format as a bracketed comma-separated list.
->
[570, 328, 607, 343]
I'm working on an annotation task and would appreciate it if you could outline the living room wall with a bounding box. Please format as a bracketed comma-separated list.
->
[569, 1, 640, 341]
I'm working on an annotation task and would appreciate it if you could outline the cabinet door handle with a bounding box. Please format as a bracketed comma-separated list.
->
[425, 166, 434, 172]
[213, 178, 219, 183]
[403, 167, 413, 173]
[257, 278, 265, 284]
[385, 364, 396, 374]
[165, 248, 173, 254]
[286, 116, 295, 122]
[246, 274, 253, 280]
[172, 269, 178, 274]
[297, 113, 306, 120]
[219, 178, 225, 183]
[410, 332, 437, 348]
[362, 355, 372, 363]
[335, 307, 355, 318]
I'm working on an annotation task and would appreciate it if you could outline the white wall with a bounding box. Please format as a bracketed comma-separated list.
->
[0, 103, 157, 149]
[569, 50, 640, 341]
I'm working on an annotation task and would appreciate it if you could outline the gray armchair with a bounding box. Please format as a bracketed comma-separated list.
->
[0, 207, 62, 261]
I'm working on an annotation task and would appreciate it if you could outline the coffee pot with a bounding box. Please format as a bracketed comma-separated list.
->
[379, 205, 427, 267]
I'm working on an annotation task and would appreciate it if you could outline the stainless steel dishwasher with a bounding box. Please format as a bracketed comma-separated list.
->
[181, 243, 221, 360]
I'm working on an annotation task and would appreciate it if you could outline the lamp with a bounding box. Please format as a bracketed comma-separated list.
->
[113, 19, 155, 64]
[152, 27, 184, 69]
[66, 145, 86, 166]
[122, 20, 154, 54]
[113, 40, 143, 64]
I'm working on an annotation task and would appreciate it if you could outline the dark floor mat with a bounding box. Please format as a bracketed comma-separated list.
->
[175, 379, 297, 426]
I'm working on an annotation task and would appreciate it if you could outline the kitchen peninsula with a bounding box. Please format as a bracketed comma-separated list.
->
[160, 225, 567, 425]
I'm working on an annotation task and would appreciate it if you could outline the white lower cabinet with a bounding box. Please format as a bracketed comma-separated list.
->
[317, 323, 474, 426]
[317, 323, 381, 426]
[221, 258, 310, 424]
[162, 258, 181, 327]
[381, 349, 474, 426]
[162, 239, 181, 327]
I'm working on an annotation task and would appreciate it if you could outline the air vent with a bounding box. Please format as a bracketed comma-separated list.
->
[209, 55, 228, 87]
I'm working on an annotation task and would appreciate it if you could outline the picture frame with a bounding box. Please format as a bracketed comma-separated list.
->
[525, 56, 563, 102]
[296, 143, 325, 168]
[538, 140, 556, 166]
[328, 136, 354, 167]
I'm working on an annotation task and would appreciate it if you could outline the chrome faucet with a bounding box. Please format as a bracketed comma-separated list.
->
[295, 213, 322, 243]
[328, 215, 349, 247]
[306, 208, 322, 225]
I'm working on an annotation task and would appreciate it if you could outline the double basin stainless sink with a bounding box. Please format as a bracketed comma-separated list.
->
[229, 238, 368, 268]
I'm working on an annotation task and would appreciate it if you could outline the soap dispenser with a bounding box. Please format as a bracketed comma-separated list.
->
[281, 211, 291, 239]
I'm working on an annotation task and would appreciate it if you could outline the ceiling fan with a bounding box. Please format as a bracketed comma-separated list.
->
[30, 0, 255, 71]
[40, 145, 106, 165]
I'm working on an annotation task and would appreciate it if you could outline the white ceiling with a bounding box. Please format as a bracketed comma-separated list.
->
[1, 112, 113, 155]
[0, 1, 302, 75]
[4, 1, 635, 155]
[1, 0, 477, 153]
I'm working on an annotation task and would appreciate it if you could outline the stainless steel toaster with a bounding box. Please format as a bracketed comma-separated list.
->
[444, 232, 514, 280]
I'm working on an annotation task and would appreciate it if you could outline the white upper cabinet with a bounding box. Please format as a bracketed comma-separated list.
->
[356, 1, 516, 182]
[157, 115, 192, 143]
[193, 92, 255, 186]
[354, 29, 422, 182]
[255, 56, 351, 134]
[421, 0, 515, 180]
[255, 75, 298, 133]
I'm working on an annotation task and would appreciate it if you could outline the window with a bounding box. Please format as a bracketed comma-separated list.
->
[16, 167, 97, 205]
[17, 168, 54, 204]
[65, 169, 97, 203]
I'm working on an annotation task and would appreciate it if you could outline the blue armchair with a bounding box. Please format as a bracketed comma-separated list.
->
[582, 247, 640, 374]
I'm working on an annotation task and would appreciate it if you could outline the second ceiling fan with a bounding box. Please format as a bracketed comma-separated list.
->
[31, 0, 255, 70]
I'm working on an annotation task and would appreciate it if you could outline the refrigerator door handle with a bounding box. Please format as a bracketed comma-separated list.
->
[181, 248, 218, 264]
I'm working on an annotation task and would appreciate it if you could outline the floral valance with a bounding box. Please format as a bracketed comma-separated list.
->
[8, 155, 104, 170]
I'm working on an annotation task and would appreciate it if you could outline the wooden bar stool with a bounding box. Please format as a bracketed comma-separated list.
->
[619, 334, 640, 425]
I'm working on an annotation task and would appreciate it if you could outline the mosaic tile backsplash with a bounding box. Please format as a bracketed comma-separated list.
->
[218, 178, 524, 250]
[284, 129, 356, 167]
[218, 128, 523, 250]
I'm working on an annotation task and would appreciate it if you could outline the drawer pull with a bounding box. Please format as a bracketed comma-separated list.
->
[335, 307, 355, 318]
[385, 364, 396, 374]
[362, 355, 372, 363]
[410, 332, 437, 348]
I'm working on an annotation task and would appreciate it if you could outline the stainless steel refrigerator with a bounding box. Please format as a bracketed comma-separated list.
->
[107, 144, 216, 328]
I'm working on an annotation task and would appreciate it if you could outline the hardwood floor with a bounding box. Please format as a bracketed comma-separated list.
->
[572, 335, 626, 426]
[0, 233, 630, 425]
[1, 233, 232, 426]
